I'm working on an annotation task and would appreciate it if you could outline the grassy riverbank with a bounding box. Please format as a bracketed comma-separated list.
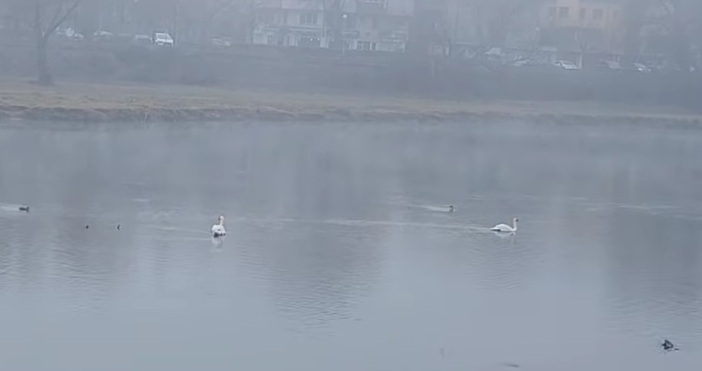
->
[1, 79, 701, 125]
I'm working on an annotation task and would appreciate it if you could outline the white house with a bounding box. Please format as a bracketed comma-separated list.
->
[252, 0, 327, 47]
[346, 0, 413, 52]
[251, 0, 413, 52]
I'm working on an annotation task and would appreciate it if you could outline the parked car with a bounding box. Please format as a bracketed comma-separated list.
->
[597, 60, 623, 70]
[554, 60, 580, 70]
[132, 34, 153, 45]
[93, 30, 114, 42]
[153, 32, 174, 46]
[510, 59, 530, 67]
[211, 37, 232, 47]
[58, 27, 84, 40]
[632, 62, 652, 73]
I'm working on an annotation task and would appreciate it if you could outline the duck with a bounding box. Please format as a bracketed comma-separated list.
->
[448, 205, 455, 213]
[212, 215, 226, 238]
[662, 339, 678, 352]
[490, 218, 518, 233]
[18, 206, 30, 212]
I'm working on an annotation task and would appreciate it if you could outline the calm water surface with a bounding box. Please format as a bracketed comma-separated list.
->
[0, 120, 701, 371]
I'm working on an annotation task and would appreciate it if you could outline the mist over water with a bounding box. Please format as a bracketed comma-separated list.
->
[1, 120, 701, 371]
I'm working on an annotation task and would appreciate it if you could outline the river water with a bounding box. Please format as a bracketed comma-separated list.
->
[0, 120, 701, 371]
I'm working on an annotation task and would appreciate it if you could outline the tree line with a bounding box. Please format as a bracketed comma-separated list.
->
[2, 0, 700, 84]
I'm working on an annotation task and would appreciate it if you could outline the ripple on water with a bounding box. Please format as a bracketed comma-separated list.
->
[2, 121, 702, 370]
[228, 219, 387, 331]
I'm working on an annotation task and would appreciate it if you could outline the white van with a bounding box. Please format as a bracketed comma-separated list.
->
[153, 32, 174, 46]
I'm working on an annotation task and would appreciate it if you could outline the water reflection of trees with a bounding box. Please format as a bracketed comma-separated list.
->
[601, 208, 702, 339]
[0, 128, 135, 307]
[4, 121, 702, 340]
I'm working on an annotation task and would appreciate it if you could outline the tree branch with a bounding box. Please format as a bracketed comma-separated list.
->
[656, 0, 674, 17]
[203, 0, 238, 25]
[44, 0, 83, 41]
[46, 0, 66, 36]
[33, 0, 44, 36]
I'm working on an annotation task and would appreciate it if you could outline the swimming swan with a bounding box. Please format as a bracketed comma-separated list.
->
[490, 218, 518, 233]
[212, 215, 227, 238]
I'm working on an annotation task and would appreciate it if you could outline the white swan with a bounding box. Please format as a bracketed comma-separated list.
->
[490, 218, 518, 233]
[212, 215, 226, 238]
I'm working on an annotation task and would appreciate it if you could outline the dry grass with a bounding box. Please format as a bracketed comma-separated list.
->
[1, 78, 701, 124]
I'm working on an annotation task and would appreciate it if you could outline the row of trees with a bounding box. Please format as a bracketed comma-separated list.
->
[443, 0, 700, 70]
[2, 0, 257, 84]
[4, 0, 84, 84]
[2, 0, 701, 84]
[2, 0, 350, 84]
[620, 0, 702, 71]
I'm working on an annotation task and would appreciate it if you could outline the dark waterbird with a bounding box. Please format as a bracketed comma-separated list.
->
[662, 339, 679, 352]
[18, 206, 29, 212]
[500, 363, 520, 368]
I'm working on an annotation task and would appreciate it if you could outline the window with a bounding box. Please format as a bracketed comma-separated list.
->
[559, 7, 569, 18]
[579, 8, 586, 19]
[357, 41, 376, 51]
[593, 9, 604, 20]
[300, 13, 318, 26]
[298, 37, 321, 47]
[358, 0, 385, 6]
[343, 15, 356, 28]
[256, 13, 277, 25]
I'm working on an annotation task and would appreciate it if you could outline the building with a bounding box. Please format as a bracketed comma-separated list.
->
[252, 0, 326, 47]
[539, 0, 622, 53]
[345, 0, 413, 52]
[444, 0, 542, 49]
[251, 0, 413, 52]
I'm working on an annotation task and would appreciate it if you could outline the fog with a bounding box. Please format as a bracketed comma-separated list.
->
[0, 0, 700, 104]
[1, 1, 702, 371]
[2, 120, 702, 371]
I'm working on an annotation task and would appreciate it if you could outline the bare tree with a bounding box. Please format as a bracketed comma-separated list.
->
[619, 0, 653, 55]
[171, 0, 237, 42]
[657, 0, 702, 71]
[230, 0, 266, 44]
[318, 0, 345, 49]
[460, 0, 543, 47]
[201, 0, 239, 40]
[629, 0, 702, 70]
[12, 0, 85, 85]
